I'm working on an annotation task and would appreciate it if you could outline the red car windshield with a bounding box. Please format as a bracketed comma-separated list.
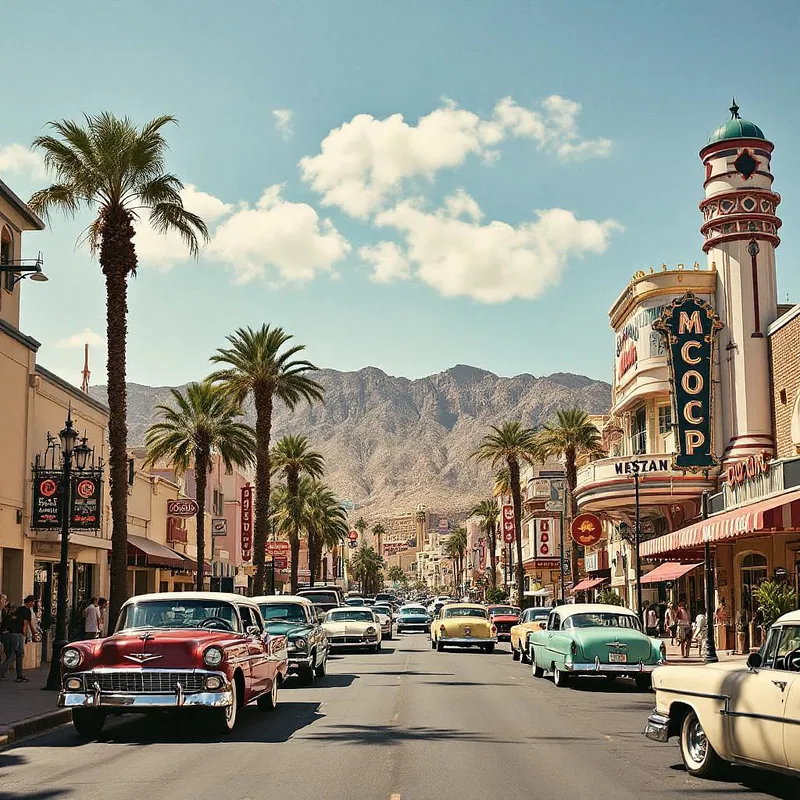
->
[490, 607, 520, 616]
[116, 600, 241, 633]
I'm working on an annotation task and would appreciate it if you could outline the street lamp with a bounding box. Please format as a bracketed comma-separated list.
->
[701, 492, 719, 664]
[45, 412, 92, 690]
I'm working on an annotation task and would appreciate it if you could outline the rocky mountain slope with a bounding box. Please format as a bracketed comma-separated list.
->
[89, 365, 611, 517]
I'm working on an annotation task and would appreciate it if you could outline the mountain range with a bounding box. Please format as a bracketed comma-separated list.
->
[89, 365, 611, 518]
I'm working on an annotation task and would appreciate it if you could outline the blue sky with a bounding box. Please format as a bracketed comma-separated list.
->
[4, 1, 800, 387]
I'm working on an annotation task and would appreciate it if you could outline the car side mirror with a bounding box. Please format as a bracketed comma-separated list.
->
[747, 652, 763, 671]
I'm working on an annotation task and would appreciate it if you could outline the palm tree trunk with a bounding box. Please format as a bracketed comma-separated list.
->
[289, 531, 300, 594]
[509, 458, 525, 606]
[194, 450, 209, 592]
[252, 390, 273, 596]
[101, 209, 135, 630]
[566, 446, 579, 584]
[488, 523, 498, 589]
[308, 529, 317, 586]
[286, 466, 300, 593]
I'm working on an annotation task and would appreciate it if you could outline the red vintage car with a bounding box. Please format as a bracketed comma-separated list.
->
[57, 592, 288, 738]
[487, 605, 521, 641]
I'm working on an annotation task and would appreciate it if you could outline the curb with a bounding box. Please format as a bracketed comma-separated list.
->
[0, 709, 71, 748]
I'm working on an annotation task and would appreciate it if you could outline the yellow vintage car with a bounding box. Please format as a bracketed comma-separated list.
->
[509, 606, 550, 662]
[430, 603, 496, 653]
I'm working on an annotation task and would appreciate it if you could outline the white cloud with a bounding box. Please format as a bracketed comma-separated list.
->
[373, 191, 621, 303]
[299, 95, 610, 218]
[55, 328, 106, 349]
[360, 241, 411, 283]
[0, 144, 46, 179]
[207, 185, 350, 284]
[273, 109, 294, 140]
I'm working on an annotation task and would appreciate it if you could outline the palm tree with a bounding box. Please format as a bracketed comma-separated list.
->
[386, 565, 407, 586]
[30, 114, 208, 625]
[493, 467, 512, 497]
[471, 499, 499, 589]
[210, 326, 324, 595]
[535, 408, 604, 581]
[306, 483, 348, 585]
[444, 527, 468, 594]
[371, 522, 387, 558]
[270, 435, 324, 591]
[350, 545, 385, 596]
[144, 382, 255, 590]
[472, 422, 539, 605]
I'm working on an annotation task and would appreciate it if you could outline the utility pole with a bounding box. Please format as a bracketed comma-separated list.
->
[634, 469, 643, 623]
[702, 492, 719, 663]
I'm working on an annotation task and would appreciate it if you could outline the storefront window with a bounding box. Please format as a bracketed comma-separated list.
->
[631, 406, 647, 454]
[658, 405, 672, 435]
[741, 553, 768, 621]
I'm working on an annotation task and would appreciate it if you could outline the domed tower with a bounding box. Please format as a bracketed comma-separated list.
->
[699, 101, 781, 464]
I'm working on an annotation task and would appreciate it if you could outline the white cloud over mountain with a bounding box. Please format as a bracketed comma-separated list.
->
[373, 191, 621, 303]
[299, 95, 611, 218]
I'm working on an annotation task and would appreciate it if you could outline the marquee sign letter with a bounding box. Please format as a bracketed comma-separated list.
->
[654, 292, 723, 471]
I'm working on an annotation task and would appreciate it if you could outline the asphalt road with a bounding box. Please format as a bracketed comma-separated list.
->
[2, 635, 798, 800]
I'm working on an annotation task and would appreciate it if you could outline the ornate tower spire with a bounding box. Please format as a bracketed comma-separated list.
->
[80, 342, 91, 393]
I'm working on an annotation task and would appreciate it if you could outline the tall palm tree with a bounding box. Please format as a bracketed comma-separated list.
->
[350, 545, 385, 596]
[535, 408, 604, 582]
[30, 114, 208, 625]
[210, 326, 324, 595]
[144, 382, 255, 590]
[470, 499, 499, 589]
[270, 435, 324, 592]
[444, 527, 468, 594]
[306, 482, 348, 584]
[371, 522, 387, 559]
[472, 422, 539, 605]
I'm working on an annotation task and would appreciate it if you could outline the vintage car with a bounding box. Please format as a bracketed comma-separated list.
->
[430, 603, 497, 652]
[323, 607, 383, 651]
[296, 586, 345, 613]
[528, 603, 665, 689]
[373, 607, 394, 640]
[645, 609, 800, 779]
[510, 607, 550, 662]
[57, 592, 288, 738]
[487, 605, 521, 642]
[396, 604, 431, 633]
[255, 595, 329, 684]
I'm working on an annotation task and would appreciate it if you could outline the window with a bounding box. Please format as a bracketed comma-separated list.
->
[631, 406, 647, 454]
[761, 626, 782, 669]
[1, 228, 12, 292]
[239, 605, 262, 633]
[212, 489, 225, 516]
[548, 613, 561, 631]
[658, 405, 672, 435]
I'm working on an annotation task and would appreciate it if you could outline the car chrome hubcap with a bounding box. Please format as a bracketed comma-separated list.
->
[686, 719, 707, 764]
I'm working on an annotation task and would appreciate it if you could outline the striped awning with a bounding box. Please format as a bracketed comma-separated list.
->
[640, 562, 700, 585]
[572, 577, 608, 592]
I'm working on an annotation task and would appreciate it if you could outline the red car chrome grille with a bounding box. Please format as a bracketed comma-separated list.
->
[85, 671, 206, 694]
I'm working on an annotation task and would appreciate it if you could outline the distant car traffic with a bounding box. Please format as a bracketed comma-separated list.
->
[528, 604, 665, 689]
[510, 607, 550, 662]
[430, 603, 497, 653]
[58, 592, 288, 738]
[297, 587, 345, 613]
[487, 605, 521, 641]
[255, 595, 329, 684]
[396, 605, 431, 633]
[323, 607, 383, 651]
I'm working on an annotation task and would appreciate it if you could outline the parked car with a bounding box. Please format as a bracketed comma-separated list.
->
[57, 592, 288, 738]
[296, 586, 345, 613]
[528, 604, 665, 689]
[323, 607, 383, 652]
[396, 605, 431, 633]
[255, 595, 329, 684]
[510, 607, 550, 662]
[487, 605, 521, 642]
[430, 603, 497, 653]
[645, 609, 800, 779]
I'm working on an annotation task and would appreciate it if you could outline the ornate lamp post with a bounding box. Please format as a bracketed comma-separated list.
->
[45, 412, 93, 690]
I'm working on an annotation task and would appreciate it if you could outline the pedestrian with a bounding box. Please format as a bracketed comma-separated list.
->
[83, 597, 101, 639]
[693, 606, 708, 658]
[645, 605, 659, 637]
[0, 596, 35, 682]
[0, 598, 12, 667]
[676, 599, 692, 658]
[664, 602, 677, 645]
[98, 598, 108, 636]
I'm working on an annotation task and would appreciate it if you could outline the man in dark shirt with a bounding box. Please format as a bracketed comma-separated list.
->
[0, 596, 34, 682]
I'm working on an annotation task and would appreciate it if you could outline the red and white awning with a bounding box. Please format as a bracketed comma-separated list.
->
[639, 562, 700, 585]
[572, 577, 608, 593]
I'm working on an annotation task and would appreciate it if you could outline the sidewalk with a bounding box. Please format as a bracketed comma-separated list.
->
[0, 663, 71, 746]
[662, 638, 746, 665]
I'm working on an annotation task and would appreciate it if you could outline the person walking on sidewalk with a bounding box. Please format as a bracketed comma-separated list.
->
[645, 606, 659, 637]
[83, 597, 101, 639]
[0, 596, 35, 682]
[693, 606, 708, 658]
[664, 602, 677, 645]
[98, 597, 108, 637]
[676, 600, 692, 658]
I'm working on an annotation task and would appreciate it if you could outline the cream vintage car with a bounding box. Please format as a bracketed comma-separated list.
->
[645, 609, 800, 779]
[323, 607, 383, 652]
[430, 603, 496, 653]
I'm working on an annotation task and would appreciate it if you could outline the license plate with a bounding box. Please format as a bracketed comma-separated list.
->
[608, 653, 627, 663]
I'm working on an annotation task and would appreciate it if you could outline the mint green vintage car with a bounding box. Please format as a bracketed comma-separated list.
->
[528, 603, 666, 690]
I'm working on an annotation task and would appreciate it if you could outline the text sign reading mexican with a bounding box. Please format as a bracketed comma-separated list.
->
[240, 485, 253, 562]
[654, 292, 722, 471]
[70, 474, 102, 529]
[501, 504, 515, 543]
[32, 472, 63, 529]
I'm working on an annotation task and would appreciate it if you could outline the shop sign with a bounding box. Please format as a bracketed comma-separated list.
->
[502, 504, 515, 543]
[212, 518, 227, 537]
[571, 513, 603, 547]
[348, 540, 357, 549]
[240, 485, 253, 562]
[614, 458, 669, 475]
[273, 556, 288, 570]
[31, 471, 63, 530]
[70, 473, 102, 530]
[265, 541, 289, 554]
[615, 301, 670, 381]
[534, 518, 556, 560]
[532, 479, 551, 498]
[726, 451, 772, 488]
[167, 499, 199, 518]
[348, 530, 359, 541]
[654, 292, 722, 471]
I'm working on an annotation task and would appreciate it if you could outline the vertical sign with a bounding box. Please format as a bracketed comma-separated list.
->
[534, 518, 554, 559]
[32, 472, 63, 529]
[70, 474, 102, 529]
[654, 292, 723, 471]
[240, 484, 253, 562]
[502, 504, 515, 543]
